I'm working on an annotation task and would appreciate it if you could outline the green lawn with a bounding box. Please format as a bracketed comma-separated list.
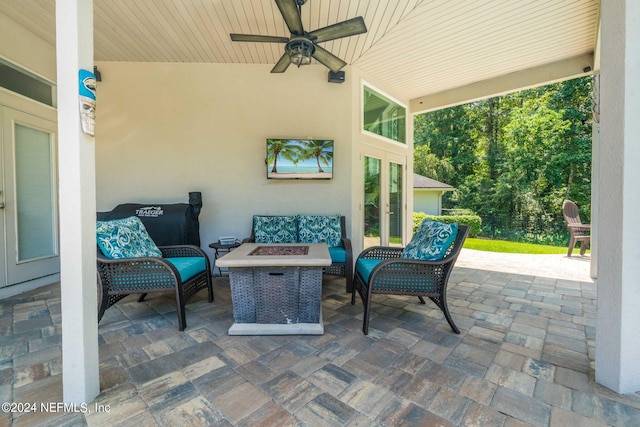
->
[463, 237, 580, 254]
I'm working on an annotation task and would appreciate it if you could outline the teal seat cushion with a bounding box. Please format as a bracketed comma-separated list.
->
[253, 215, 298, 243]
[297, 214, 342, 247]
[356, 258, 383, 283]
[328, 246, 346, 263]
[165, 257, 206, 282]
[96, 216, 162, 259]
[401, 220, 458, 261]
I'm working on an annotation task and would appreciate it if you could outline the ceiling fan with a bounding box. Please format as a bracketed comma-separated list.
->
[230, 0, 367, 73]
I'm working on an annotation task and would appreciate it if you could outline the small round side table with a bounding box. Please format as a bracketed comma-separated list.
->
[209, 240, 242, 276]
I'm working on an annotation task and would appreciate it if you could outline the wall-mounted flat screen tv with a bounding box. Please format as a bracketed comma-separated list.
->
[266, 138, 333, 180]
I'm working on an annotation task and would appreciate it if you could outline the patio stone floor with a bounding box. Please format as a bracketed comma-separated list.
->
[2, 250, 640, 426]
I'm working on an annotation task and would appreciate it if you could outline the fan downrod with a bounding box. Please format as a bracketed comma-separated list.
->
[295, 0, 306, 16]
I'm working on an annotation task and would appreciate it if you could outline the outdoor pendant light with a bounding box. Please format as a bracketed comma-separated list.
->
[286, 38, 315, 67]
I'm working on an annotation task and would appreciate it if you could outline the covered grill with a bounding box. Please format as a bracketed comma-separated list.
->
[97, 192, 202, 246]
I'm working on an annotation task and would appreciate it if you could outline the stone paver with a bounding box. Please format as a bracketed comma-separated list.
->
[3, 251, 640, 426]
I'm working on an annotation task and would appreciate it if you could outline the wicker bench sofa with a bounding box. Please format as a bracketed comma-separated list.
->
[245, 214, 353, 292]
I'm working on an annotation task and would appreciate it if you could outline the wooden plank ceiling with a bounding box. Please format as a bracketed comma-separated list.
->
[0, 0, 600, 102]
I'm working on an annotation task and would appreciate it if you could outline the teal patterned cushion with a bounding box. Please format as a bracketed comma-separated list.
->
[96, 216, 162, 259]
[297, 215, 342, 247]
[253, 215, 298, 243]
[401, 220, 458, 261]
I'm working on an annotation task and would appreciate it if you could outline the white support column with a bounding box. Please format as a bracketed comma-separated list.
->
[596, 0, 640, 394]
[56, 0, 100, 403]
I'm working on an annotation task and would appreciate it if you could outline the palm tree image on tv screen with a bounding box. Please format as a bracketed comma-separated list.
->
[267, 139, 333, 180]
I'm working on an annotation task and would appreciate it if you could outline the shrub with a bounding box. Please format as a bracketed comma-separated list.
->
[413, 212, 482, 237]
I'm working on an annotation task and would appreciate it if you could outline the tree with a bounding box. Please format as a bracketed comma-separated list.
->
[413, 76, 593, 242]
[499, 91, 570, 219]
[414, 105, 477, 184]
[413, 145, 454, 182]
[302, 139, 333, 173]
[267, 139, 300, 173]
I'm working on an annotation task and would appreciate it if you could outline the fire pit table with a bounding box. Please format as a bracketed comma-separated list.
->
[215, 243, 331, 335]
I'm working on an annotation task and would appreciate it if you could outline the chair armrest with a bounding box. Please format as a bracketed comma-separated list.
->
[97, 253, 178, 269]
[341, 236, 352, 254]
[374, 253, 455, 270]
[96, 255, 181, 285]
[568, 223, 590, 229]
[159, 244, 208, 259]
[357, 246, 404, 261]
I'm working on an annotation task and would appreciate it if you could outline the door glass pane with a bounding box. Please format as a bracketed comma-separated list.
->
[389, 162, 403, 246]
[15, 124, 56, 261]
[364, 156, 381, 248]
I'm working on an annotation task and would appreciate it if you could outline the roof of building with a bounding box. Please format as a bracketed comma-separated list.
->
[413, 173, 454, 190]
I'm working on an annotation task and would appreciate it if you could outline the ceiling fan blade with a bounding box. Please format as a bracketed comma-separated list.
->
[312, 45, 347, 73]
[271, 53, 292, 73]
[275, 0, 304, 35]
[309, 16, 367, 43]
[230, 34, 289, 43]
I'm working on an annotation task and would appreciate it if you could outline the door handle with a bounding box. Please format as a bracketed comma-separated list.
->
[386, 211, 394, 215]
[0, 203, 4, 209]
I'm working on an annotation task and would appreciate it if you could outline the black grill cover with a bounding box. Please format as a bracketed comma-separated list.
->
[97, 192, 202, 246]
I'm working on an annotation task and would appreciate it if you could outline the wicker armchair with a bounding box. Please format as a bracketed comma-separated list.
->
[97, 245, 213, 331]
[562, 199, 590, 256]
[351, 225, 469, 335]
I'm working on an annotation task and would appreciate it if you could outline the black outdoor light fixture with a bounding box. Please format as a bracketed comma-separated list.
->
[93, 66, 102, 82]
[285, 38, 315, 67]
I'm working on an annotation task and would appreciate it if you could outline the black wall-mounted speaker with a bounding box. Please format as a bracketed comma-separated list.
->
[328, 70, 345, 83]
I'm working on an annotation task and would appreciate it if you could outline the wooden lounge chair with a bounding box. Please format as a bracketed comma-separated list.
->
[562, 199, 590, 256]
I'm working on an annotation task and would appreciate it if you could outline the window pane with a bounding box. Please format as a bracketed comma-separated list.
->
[0, 60, 55, 107]
[15, 124, 56, 260]
[364, 156, 381, 248]
[389, 162, 403, 246]
[363, 86, 406, 143]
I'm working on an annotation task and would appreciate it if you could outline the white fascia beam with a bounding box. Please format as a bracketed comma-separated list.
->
[410, 54, 594, 115]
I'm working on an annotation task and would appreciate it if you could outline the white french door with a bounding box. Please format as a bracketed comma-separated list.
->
[1, 106, 59, 288]
[363, 151, 406, 249]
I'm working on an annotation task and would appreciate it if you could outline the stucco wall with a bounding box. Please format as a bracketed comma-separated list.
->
[0, 12, 56, 82]
[94, 61, 353, 258]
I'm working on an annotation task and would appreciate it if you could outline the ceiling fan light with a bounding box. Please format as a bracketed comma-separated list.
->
[286, 39, 315, 67]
